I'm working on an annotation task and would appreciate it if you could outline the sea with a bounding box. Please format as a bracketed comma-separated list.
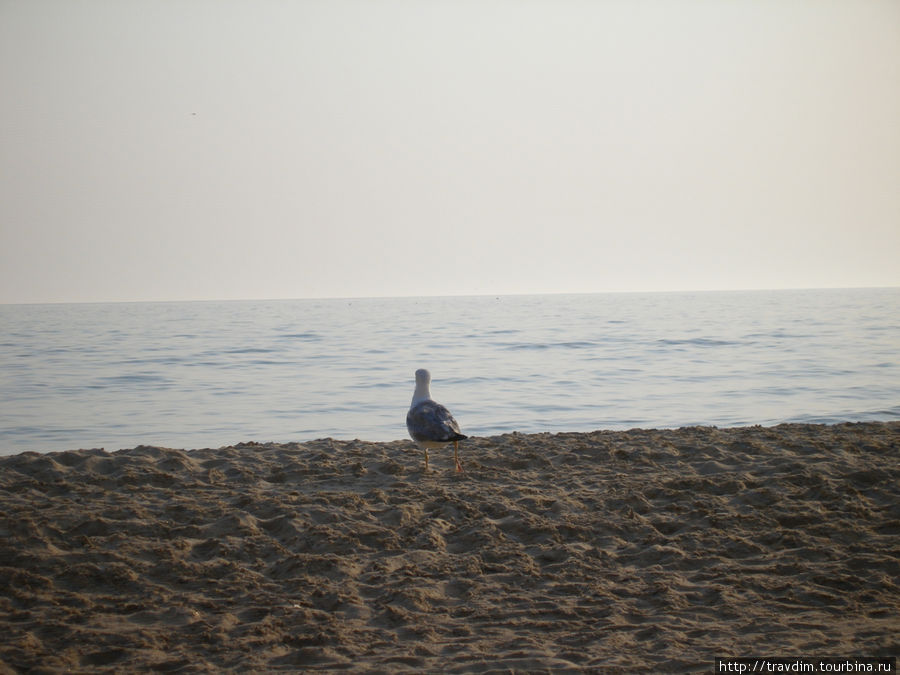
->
[1, 288, 899, 455]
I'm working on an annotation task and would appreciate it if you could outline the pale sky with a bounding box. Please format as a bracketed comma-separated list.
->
[1, 0, 899, 304]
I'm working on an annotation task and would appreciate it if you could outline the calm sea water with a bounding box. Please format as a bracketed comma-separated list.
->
[1, 288, 899, 455]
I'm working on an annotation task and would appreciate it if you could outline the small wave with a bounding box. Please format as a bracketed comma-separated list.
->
[224, 348, 278, 354]
[657, 338, 738, 347]
[278, 332, 321, 341]
[504, 341, 597, 351]
[95, 374, 171, 384]
[785, 405, 900, 425]
[351, 381, 393, 389]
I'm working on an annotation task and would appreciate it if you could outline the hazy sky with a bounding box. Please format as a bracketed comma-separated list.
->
[2, 0, 899, 304]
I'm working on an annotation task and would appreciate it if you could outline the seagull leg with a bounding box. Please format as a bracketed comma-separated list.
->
[424, 447, 429, 472]
[454, 441, 462, 472]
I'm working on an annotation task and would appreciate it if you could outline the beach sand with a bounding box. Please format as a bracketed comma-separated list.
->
[1, 423, 898, 672]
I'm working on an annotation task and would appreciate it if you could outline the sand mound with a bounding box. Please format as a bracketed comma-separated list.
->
[1, 423, 898, 672]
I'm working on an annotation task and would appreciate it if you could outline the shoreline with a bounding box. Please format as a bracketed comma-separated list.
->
[5, 418, 900, 459]
[2, 422, 898, 671]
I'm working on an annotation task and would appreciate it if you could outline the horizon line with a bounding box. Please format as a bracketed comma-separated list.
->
[2, 284, 899, 307]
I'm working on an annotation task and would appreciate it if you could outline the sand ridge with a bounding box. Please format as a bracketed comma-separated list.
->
[1, 423, 898, 672]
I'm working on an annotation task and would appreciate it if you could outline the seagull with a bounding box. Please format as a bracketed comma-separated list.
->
[406, 368, 467, 472]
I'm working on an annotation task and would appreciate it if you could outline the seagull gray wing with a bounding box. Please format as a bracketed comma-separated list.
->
[406, 401, 466, 443]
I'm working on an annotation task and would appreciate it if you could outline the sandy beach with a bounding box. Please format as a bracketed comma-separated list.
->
[1, 422, 897, 672]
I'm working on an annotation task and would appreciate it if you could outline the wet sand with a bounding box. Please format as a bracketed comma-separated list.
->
[1, 423, 898, 672]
